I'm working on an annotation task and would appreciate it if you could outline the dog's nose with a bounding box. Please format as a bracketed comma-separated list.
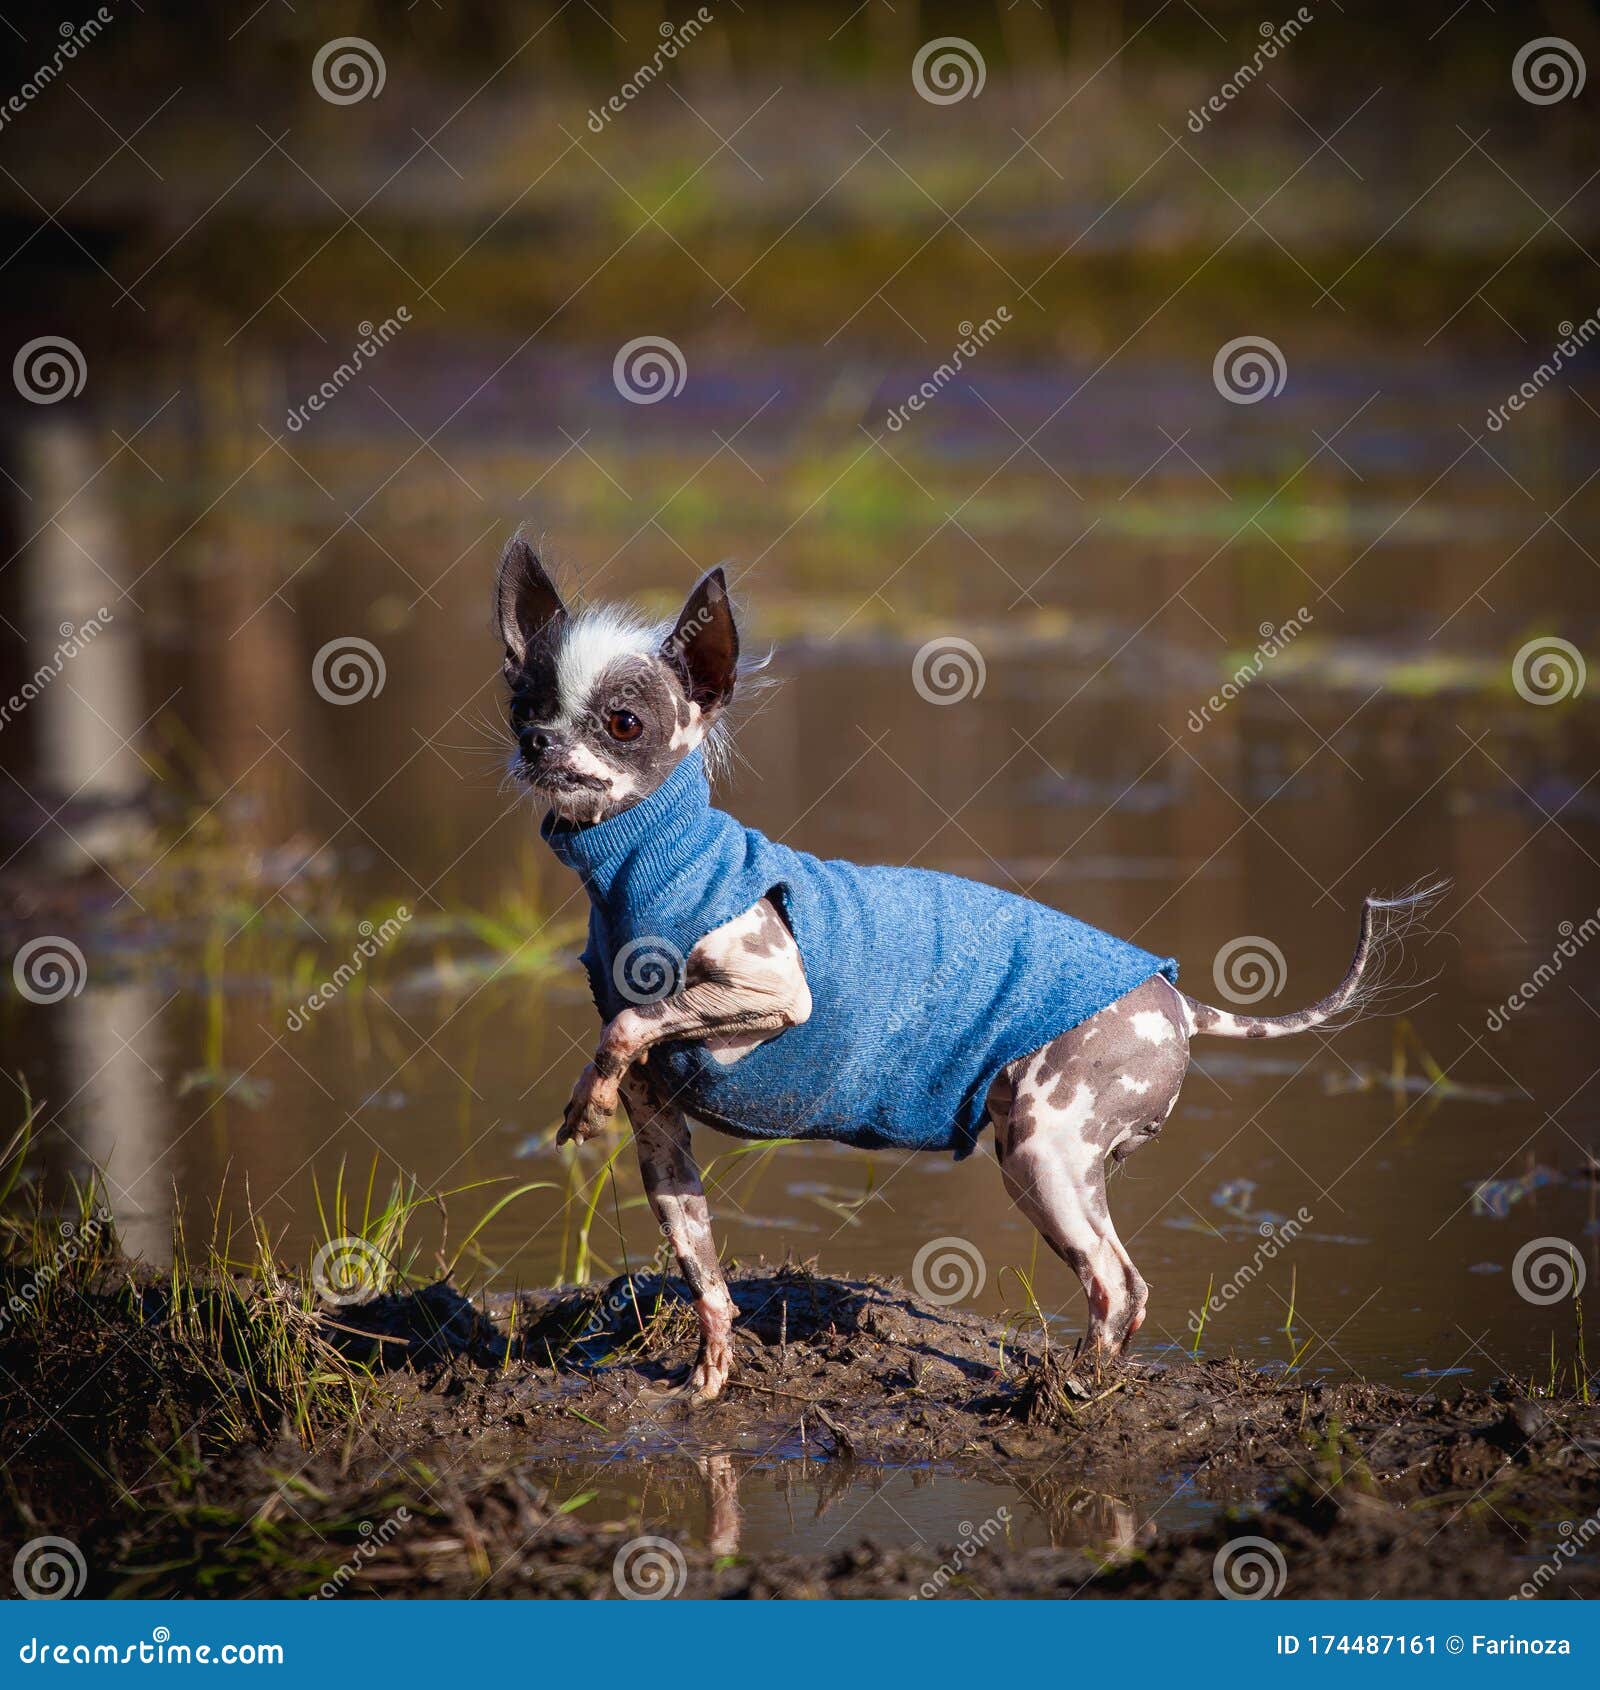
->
[520, 727, 556, 759]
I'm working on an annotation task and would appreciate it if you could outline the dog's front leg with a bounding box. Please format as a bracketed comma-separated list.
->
[558, 992, 794, 1145]
[558, 910, 809, 1146]
[620, 1072, 736, 1405]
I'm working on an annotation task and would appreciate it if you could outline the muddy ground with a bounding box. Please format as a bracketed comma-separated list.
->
[3, 1261, 1597, 1600]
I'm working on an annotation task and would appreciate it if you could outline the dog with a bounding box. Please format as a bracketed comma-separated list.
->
[497, 536, 1434, 1404]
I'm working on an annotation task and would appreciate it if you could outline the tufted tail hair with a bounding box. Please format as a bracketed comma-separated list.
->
[1179, 880, 1448, 1040]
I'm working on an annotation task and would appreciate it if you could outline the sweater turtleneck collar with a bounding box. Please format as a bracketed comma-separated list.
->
[540, 745, 712, 900]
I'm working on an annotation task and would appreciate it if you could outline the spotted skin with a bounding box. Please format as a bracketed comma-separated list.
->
[987, 975, 1190, 1358]
[558, 895, 812, 1146]
[618, 1069, 737, 1405]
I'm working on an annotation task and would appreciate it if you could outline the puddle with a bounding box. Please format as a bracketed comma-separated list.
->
[520, 1450, 1224, 1561]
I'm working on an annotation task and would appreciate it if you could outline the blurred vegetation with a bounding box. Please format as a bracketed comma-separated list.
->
[1, 0, 1596, 362]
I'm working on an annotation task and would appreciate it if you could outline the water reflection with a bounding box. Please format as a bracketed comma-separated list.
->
[533, 1446, 1166, 1566]
[16, 416, 145, 863]
[60, 984, 170, 1264]
[6, 418, 168, 1257]
[700, 1451, 740, 1558]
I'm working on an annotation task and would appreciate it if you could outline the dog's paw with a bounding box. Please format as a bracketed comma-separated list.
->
[556, 1065, 618, 1146]
[642, 1350, 732, 1409]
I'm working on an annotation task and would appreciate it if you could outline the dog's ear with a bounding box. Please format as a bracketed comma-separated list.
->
[495, 536, 568, 665]
[663, 567, 739, 711]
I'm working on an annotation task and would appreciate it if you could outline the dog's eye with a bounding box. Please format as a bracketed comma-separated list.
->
[606, 709, 643, 742]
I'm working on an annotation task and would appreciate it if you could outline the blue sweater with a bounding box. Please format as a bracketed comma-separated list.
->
[543, 750, 1176, 1159]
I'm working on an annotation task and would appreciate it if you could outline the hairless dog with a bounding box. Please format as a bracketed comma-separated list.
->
[497, 536, 1438, 1403]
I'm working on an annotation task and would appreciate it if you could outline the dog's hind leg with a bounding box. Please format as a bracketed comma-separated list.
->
[620, 1072, 735, 1405]
[991, 978, 1187, 1359]
[1088, 1188, 1149, 1347]
[994, 1084, 1132, 1358]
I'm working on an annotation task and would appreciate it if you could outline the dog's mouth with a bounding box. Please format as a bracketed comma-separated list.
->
[519, 762, 607, 797]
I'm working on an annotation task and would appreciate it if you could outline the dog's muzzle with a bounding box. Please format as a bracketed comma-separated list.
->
[516, 734, 607, 798]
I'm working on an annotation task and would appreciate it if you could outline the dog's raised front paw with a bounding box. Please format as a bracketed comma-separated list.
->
[556, 1065, 618, 1146]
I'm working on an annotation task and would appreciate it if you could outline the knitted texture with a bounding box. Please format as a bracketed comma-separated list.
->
[543, 749, 1177, 1159]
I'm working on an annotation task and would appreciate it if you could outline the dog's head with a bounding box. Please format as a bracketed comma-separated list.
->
[495, 536, 739, 825]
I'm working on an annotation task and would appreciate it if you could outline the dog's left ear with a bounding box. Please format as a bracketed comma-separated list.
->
[663, 567, 739, 712]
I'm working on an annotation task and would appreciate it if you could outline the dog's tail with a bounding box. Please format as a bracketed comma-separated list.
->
[1178, 880, 1448, 1040]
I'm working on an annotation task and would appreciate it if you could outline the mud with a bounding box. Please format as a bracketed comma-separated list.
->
[4, 1262, 1597, 1600]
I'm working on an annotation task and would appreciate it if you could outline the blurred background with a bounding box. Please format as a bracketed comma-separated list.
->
[0, 0, 1595, 1386]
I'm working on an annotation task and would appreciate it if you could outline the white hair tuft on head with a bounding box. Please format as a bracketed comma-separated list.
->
[552, 606, 669, 727]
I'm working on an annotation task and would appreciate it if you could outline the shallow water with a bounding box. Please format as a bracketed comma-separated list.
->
[521, 1449, 1224, 1565]
[2, 341, 1597, 1404]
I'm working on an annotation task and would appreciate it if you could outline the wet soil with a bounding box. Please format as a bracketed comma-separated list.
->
[3, 1262, 1597, 1600]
